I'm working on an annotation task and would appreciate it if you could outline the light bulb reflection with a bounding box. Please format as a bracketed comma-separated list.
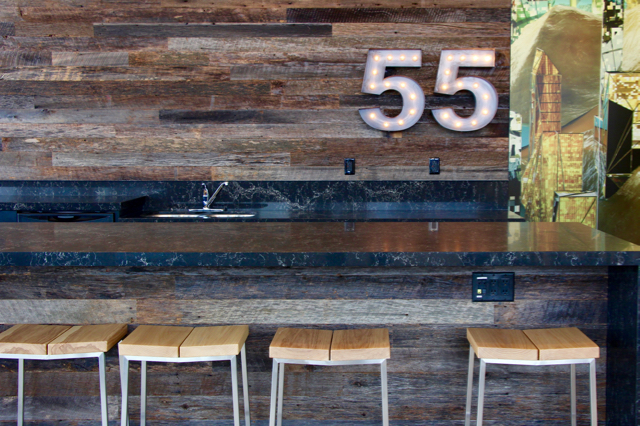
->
[374, 55, 380, 61]
[372, 70, 378, 75]
[409, 109, 416, 115]
[410, 93, 416, 100]
[383, 122, 390, 128]
[398, 119, 404, 125]
[412, 55, 419, 61]
[387, 55, 393, 60]
[370, 84, 375, 89]
[482, 109, 489, 115]
[400, 55, 406, 60]
[369, 113, 376, 119]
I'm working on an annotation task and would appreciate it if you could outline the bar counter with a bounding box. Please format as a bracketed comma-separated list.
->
[0, 221, 639, 425]
[0, 221, 638, 267]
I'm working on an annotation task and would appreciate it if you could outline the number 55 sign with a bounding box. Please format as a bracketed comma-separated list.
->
[359, 49, 498, 132]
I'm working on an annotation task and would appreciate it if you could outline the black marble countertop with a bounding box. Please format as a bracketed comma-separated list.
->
[0, 222, 637, 267]
[121, 208, 517, 222]
[0, 195, 146, 213]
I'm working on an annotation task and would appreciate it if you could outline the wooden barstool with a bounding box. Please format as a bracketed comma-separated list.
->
[118, 324, 250, 426]
[465, 327, 600, 426]
[0, 323, 128, 426]
[268, 327, 391, 426]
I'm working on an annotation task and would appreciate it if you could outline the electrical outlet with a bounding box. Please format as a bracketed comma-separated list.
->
[472, 272, 515, 302]
[429, 158, 440, 174]
[345, 158, 356, 175]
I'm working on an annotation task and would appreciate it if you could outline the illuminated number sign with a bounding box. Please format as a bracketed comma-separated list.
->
[360, 49, 498, 132]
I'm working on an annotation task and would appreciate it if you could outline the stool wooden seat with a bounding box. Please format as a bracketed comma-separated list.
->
[118, 325, 250, 426]
[0, 323, 127, 426]
[269, 327, 390, 426]
[465, 327, 599, 426]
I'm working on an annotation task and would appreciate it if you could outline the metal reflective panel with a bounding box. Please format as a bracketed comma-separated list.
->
[146, 212, 256, 219]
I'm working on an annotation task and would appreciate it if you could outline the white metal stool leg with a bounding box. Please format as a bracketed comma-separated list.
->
[119, 355, 129, 426]
[230, 355, 240, 426]
[269, 359, 279, 426]
[465, 346, 474, 426]
[476, 359, 486, 426]
[571, 363, 577, 426]
[17, 358, 24, 426]
[241, 344, 251, 426]
[98, 353, 108, 426]
[589, 359, 597, 426]
[381, 359, 389, 426]
[140, 360, 147, 426]
[277, 361, 285, 426]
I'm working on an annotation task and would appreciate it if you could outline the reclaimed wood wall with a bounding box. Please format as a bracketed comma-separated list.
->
[0, 266, 607, 425]
[0, 0, 510, 181]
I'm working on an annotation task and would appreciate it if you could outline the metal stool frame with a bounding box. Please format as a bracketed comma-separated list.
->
[269, 357, 389, 426]
[0, 351, 108, 426]
[119, 343, 250, 426]
[465, 346, 597, 426]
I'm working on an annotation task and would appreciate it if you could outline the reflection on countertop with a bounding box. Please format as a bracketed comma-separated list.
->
[0, 222, 637, 267]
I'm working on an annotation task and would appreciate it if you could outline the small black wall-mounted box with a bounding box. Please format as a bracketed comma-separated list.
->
[472, 272, 515, 302]
[429, 158, 440, 174]
[344, 158, 356, 175]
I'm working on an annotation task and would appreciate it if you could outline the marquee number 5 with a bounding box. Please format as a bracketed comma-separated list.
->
[359, 50, 425, 132]
[432, 49, 498, 132]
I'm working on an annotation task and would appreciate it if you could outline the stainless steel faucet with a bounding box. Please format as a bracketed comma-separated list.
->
[204, 181, 228, 209]
[189, 181, 228, 212]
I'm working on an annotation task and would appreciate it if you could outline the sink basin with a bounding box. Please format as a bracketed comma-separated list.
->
[144, 211, 256, 219]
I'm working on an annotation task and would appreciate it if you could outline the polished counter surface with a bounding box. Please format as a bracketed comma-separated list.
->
[0, 222, 638, 267]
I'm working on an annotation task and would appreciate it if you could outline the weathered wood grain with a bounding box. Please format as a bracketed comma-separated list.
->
[128, 52, 210, 67]
[137, 299, 494, 325]
[0, 36, 168, 52]
[51, 52, 129, 67]
[286, 8, 511, 23]
[0, 266, 607, 301]
[495, 300, 608, 326]
[0, 152, 51, 167]
[29, 95, 212, 109]
[212, 95, 340, 110]
[162, 0, 511, 8]
[332, 22, 510, 37]
[0, 66, 229, 82]
[0, 81, 270, 96]
[0, 109, 157, 124]
[210, 166, 507, 181]
[52, 152, 290, 167]
[0, 22, 15, 36]
[14, 22, 93, 37]
[0, 52, 51, 67]
[0, 300, 135, 324]
[95, 23, 331, 38]
[168, 36, 510, 60]
[20, 7, 286, 24]
[0, 96, 35, 109]
[0, 124, 116, 138]
[0, 166, 195, 181]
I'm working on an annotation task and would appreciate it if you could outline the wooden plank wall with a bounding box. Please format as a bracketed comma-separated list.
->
[0, 266, 607, 425]
[0, 0, 510, 181]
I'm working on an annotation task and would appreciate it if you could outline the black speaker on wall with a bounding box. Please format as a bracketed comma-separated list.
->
[606, 101, 634, 198]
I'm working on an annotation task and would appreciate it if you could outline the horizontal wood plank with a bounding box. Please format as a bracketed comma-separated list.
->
[95, 23, 332, 38]
[287, 8, 511, 23]
[137, 299, 495, 325]
[52, 152, 290, 167]
[0, 300, 136, 324]
[15, 23, 94, 37]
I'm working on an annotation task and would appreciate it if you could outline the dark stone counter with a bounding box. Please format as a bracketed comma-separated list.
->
[0, 222, 637, 267]
[0, 195, 146, 214]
